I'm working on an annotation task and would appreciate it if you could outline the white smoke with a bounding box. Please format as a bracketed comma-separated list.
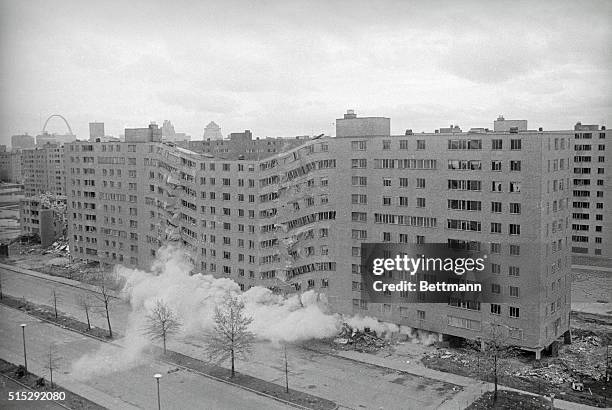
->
[72, 245, 397, 378]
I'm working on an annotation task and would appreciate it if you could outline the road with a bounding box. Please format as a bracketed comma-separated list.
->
[0, 264, 460, 409]
[0, 305, 291, 410]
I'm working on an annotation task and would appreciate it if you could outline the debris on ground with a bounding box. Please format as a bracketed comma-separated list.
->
[332, 323, 390, 352]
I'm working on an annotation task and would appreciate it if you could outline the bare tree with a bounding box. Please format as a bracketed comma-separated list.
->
[205, 292, 255, 378]
[468, 321, 517, 403]
[77, 294, 93, 331]
[91, 270, 119, 338]
[143, 299, 182, 354]
[45, 343, 60, 388]
[284, 343, 289, 393]
[51, 289, 60, 319]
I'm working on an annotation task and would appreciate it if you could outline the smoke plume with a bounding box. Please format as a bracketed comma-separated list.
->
[72, 245, 397, 378]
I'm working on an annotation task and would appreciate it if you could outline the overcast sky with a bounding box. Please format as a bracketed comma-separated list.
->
[1, 0, 610, 145]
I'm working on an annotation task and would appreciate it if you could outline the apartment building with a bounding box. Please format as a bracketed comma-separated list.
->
[21, 143, 65, 197]
[571, 122, 610, 260]
[0, 150, 23, 183]
[65, 115, 574, 357]
[20, 194, 67, 246]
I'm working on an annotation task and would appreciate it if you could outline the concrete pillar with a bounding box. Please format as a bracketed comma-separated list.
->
[438, 333, 443, 342]
[480, 339, 486, 351]
[563, 330, 572, 345]
[535, 349, 542, 360]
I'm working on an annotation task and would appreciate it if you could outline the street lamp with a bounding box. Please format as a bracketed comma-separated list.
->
[20, 324, 27, 372]
[154, 373, 162, 410]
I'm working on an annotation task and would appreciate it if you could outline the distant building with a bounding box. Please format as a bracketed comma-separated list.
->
[21, 143, 65, 196]
[11, 134, 35, 149]
[125, 122, 162, 142]
[0, 150, 23, 183]
[203, 121, 223, 140]
[493, 116, 528, 132]
[20, 194, 67, 246]
[571, 122, 610, 260]
[36, 132, 76, 146]
[89, 122, 105, 141]
[336, 110, 390, 138]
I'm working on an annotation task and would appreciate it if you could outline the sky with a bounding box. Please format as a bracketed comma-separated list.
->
[1, 0, 610, 146]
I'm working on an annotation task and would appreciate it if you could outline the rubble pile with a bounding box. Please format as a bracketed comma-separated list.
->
[333, 323, 389, 352]
[513, 362, 570, 385]
[42, 237, 69, 256]
[558, 332, 607, 381]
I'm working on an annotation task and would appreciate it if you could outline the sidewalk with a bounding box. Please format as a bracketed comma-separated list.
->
[332, 350, 601, 410]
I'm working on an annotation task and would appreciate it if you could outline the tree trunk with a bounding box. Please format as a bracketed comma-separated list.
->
[85, 307, 91, 330]
[105, 301, 113, 338]
[163, 336, 167, 354]
[231, 349, 235, 378]
[493, 353, 498, 402]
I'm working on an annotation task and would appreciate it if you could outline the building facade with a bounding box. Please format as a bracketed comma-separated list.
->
[20, 194, 67, 246]
[65, 115, 575, 357]
[571, 123, 610, 260]
[0, 150, 23, 183]
[11, 134, 35, 150]
[21, 143, 65, 197]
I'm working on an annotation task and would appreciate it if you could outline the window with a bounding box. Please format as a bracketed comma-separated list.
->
[491, 263, 501, 274]
[490, 243, 501, 254]
[382, 232, 391, 242]
[382, 140, 391, 150]
[509, 286, 520, 297]
[491, 223, 502, 233]
[416, 140, 426, 150]
[491, 202, 502, 213]
[491, 139, 503, 150]
[351, 141, 367, 151]
[417, 310, 426, 320]
[382, 196, 392, 206]
[352, 194, 367, 204]
[491, 283, 501, 294]
[510, 160, 521, 171]
[509, 307, 520, 318]
[416, 197, 426, 208]
[491, 161, 502, 171]
[492, 181, 503, 192]
[352, 176, 367, 186]
[491, 304, 501, 315]
[509, 266, 520, 276]
[509, 181, 521, 193]
[510, 203, 521, 214]
[510, 244, 520, 255]
[509, 224, 521, 235]
[416, 178, 425, 189]
[351, 159, 367, 169]
[510, 139, 522, 150]
[383, 178, 392, 187]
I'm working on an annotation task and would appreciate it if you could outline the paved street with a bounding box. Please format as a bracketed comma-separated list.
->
[0, 264, 463, 409]
[0, 305, 291, 410]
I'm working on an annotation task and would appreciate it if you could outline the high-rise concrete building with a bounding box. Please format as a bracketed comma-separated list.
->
[570, 122, 610, 261]
[21, 143, 65, 197]
[11, 134, 35, 149]
[89, 122, 105, 141]
[0, 150, 23, 183]
[203, 121, 223, 140]
[65, 114, 574, 358]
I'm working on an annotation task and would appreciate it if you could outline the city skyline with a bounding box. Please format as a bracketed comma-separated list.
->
[1, 0, 611, 146]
